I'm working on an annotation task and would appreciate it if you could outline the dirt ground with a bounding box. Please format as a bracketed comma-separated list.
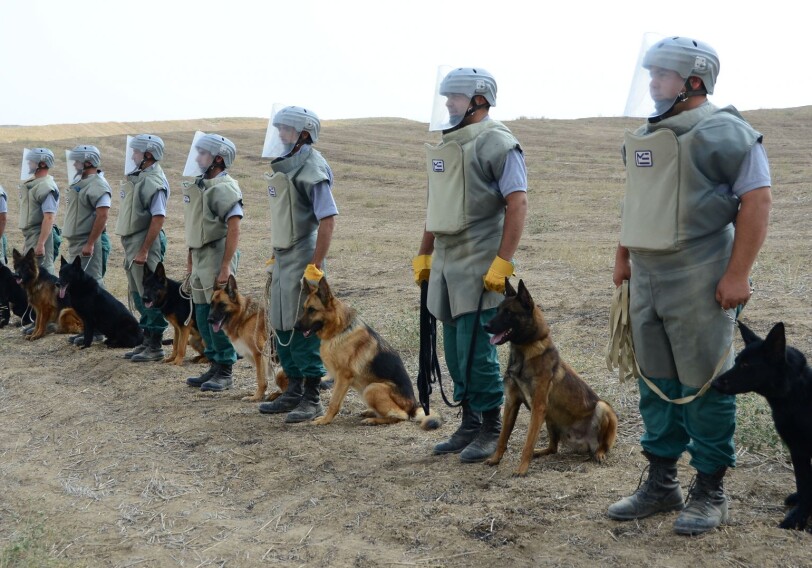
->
[1, 110, 811, 567]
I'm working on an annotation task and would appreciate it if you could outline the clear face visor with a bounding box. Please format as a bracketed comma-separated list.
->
[124, 136, 142, 175]
[624, 34, 689, 119]
[182, 131, 214, 177]
[429, 66, 475, 132]
[21, 148, 38, 180]
[65, 150, 85, 185]
[262, 104, 303, 159]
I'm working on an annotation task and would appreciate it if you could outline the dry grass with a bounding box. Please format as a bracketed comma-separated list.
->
[1, 108, 811, 566]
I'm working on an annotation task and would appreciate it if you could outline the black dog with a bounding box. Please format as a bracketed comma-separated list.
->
[141, 262, 206, 365]
[712, 322, 812, 531]
[0, 263, 33, 327]
[57, 256, 143, 348]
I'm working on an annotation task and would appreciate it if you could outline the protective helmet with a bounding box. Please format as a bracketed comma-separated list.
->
[24, 148, 55, 169]
[643, 36, 719, 94]
[130, 134, 165, 161]
[439, 67, 497, 106]
[272, 106, 320, 143]
[195, 133, 236, 168]
[68, 145, 101, 167]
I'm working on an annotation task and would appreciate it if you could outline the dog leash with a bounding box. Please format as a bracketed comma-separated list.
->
[416, 281, 442, 414]
[179, 273, 195, 326]
[606, 279, 738, 405]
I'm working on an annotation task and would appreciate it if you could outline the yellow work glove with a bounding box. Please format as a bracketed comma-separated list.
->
[304, 263, 324, 284]
[265, 256, 275, 274]
[412, 254, 432, 286]
[483, 256, 514, 293]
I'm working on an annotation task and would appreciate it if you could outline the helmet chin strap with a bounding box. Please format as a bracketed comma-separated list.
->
[443, 97, 488, 134]
[283, 132, 309, 159]
[649, 79, 707, 123]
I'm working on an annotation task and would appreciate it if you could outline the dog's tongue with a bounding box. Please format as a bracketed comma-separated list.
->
[143, 300, 153, 308]
[211, 320, 222, 333]
[489, 330, 509, 345]
[302, 329, 311, 338]
[58, 284, 67, 299]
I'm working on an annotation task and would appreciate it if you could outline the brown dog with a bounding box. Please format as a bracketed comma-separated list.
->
[295, 277, 440, 429]
[208, 275, 288, 402]
[12, 248, 82, 339]
[483, 279, 617, 476]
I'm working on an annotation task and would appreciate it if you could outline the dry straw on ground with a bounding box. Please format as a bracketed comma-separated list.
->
[0, 109, 810, 567]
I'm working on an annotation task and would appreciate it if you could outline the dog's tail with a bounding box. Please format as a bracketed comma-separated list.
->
[57, 307, 83, 334]
[413, 406, 442, 431]
[594, 400, 618, 461]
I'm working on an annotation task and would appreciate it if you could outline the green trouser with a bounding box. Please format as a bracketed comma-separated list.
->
[194, 303, 236, 365]
[638, 377, 736, 475]
[443, 307, 503, 413]
[124, 230, 168, 334]
[274, 329, 325, 378]
[100, 231, 111, 277]
[1, 234, 6, 265]
[52, 225, 62, 262]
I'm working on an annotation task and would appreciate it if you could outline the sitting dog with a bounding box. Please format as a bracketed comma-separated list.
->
[483, 279, 617, 476]
[713, 322, 812, 531]
[295, 277, 440, 429]
[141, 262, 207, 365]
[0, 262, 33, 328]
[208, 275, 288, 402]
[57, 256, 142, 348]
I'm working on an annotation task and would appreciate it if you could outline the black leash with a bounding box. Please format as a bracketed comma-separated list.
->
[417, 282, 485, 412]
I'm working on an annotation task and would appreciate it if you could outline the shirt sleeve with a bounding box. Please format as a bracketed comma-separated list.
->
[497, 148, 528, 197]
[41, 193, 59, 214]
[0, 194, 7, 214]
[95, 193, 112, 208]
[225, 203, 244, 220]
[149, 188, 168, 216]
[732, 143, 772, 198]
[311, 180, 339, 220]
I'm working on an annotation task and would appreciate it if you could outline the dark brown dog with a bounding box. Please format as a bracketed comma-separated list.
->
[483, 279, 617, 476]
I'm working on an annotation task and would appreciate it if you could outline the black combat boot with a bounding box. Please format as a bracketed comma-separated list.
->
[124, 332, 149, 359]
[673, 468, 728, 535]
[433, 402, 482, 455]
[459, 407, 502, 463]
[131, 331, 165, 362]
[285, 376, 324, 423]
[187, 362, 218, 388]
[607, 451, 685, 520]
[258, 376, 304, 414]
[200, 363, 233, 392]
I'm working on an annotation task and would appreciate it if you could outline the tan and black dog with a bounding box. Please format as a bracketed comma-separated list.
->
[296, 277, 440, 429]
[12, 248, 82, 339]
[483, 278, 617, 476]
[208, 275, 288, 402]
[141, 262, 207, 366]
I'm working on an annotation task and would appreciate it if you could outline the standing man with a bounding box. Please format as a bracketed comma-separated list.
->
[607, 36, 772, 535]
[0, 184, 7, 266]
[116, 134, 170, 362]
[257, 105, 337, 423]
[183, 133, 242, 392]
[413, 67, 528, 463]
[18, 148, 60, 276]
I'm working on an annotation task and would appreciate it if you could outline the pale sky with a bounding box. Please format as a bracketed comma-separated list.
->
[1, 0, 809, 126]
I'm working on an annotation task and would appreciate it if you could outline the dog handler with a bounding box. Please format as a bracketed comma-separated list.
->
[116, 135, 170, 362]
[608, 36, 772, 535]
[18, 148, 60, 276]
[182, 133, 242, 392]
[257, 105, 338, 423]
[0, 185, 7, 266]
[413, 67, 528, 463]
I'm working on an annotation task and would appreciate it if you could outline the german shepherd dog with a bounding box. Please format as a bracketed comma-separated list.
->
[295, 277, 440, 429]
[208, 275, 288, 402]
[57, 256, 143, 348]
[713, 322, 812, 531]
[0, 262, 34, 328]
[12, 248, 82, 339]
[141, 262, 207, 365]
[483, 279, 618, 476]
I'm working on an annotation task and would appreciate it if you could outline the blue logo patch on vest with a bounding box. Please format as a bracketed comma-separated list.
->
[635, 150, 653, 167]
[119, 190, 125, 199]
[183, 195, 191, 203]
[268, 185, 276, 197]
[432, 159, 445, 173]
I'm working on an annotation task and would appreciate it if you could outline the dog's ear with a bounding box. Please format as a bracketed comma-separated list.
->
[517, 279, 534, 310]
[763, 322, 787, 364]
[317, 276, 332, 305]
[226, 274, 238, 300]
[738, 321, 761, 345]
[72, 256, 82, 268]
[25, 248, 35, 260]
[12, 249, 22, 261]
[504, 278, 517, 297]
[60, 255, 67, 266]
[154, 262, 166, 280]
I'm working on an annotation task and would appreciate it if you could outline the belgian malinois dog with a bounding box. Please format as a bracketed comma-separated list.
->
[208, 275, 288, 402]
[295, 277, 440, 429]
[483, 279, 617, 476]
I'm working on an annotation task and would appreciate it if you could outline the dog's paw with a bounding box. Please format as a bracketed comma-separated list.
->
[484, 457, 501, 467]
[779, 507, 810, 530]
[312, 416, 331, 426]
[511, 469, 529, 478]
[359, 409, 377, 418]
[785, 492, 800, 507]
[265, 391, 282, 402]
[241, 394, 263, 402]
